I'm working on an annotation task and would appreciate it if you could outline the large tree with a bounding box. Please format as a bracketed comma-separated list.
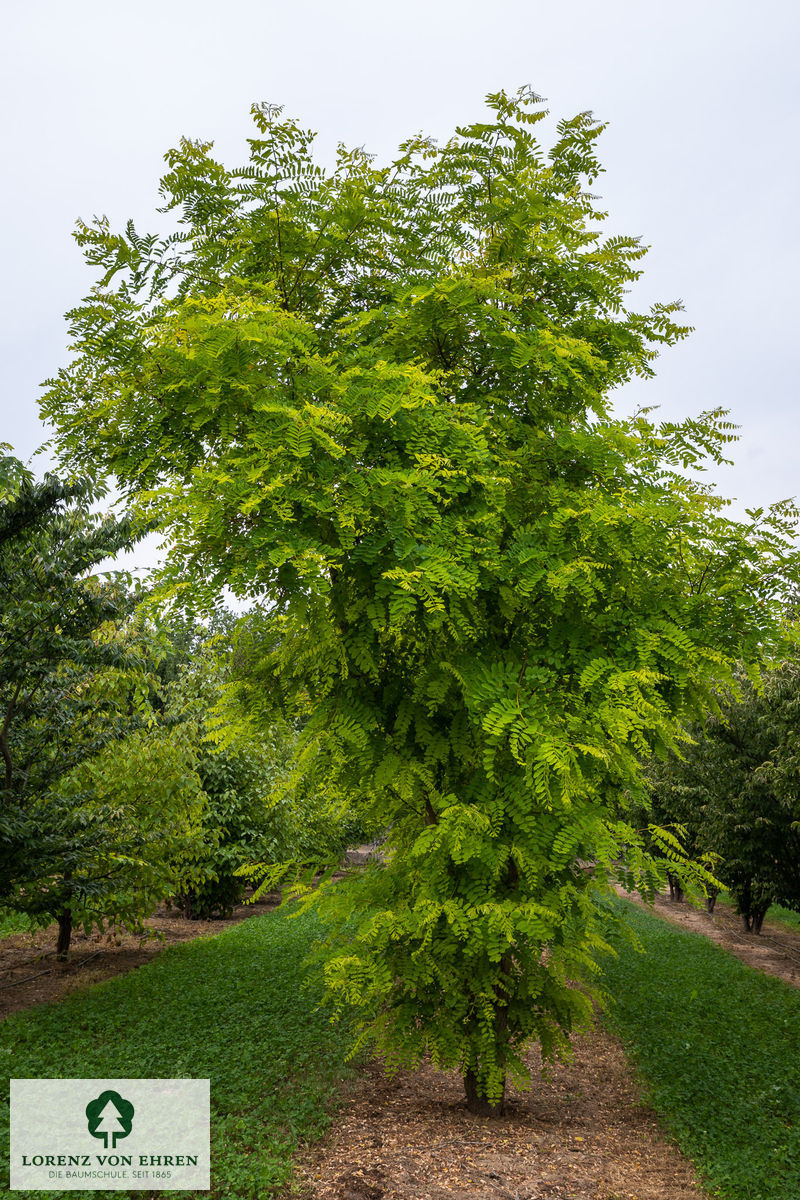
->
[647, 659, 800, 932]
[0, 451, 206, 957]
[41, 90, 798, 1111]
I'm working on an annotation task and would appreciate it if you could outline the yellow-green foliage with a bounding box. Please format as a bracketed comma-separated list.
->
[57, 723, 207, 933]
[42, 89, 799, 1104]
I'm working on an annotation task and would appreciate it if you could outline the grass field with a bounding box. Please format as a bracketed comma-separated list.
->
[0, 910, 36, 940]
[0, 904, 355, 1199]
[602, 898, 800, 1200]
[767, 904, 800, 933]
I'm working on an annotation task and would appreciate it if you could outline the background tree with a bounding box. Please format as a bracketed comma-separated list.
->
[41, 91, 799, 1112]
[0, 451, 153, 953]
[159, 636, 350, 920]
[173, 608, 374, 917]
[648, 660, 800, 932]
[0, 451, 347, 951]
[0, 452, 213, 956]
[44, 712, 207, 949]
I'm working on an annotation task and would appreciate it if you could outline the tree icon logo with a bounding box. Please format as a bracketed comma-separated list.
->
[85, 1090, 135, 1149]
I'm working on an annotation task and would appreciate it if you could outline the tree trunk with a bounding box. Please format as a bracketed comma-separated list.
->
[464, 1068, 505, 1117]
[667, 873, 683, 903]
[56, 908, 72, 961]
[463, 952, 512, 1116]
[705, 889, 718, 914]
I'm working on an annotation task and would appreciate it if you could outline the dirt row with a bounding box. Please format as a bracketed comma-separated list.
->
[626, 890, 800, 989]
[299, 1028, 706, 1200]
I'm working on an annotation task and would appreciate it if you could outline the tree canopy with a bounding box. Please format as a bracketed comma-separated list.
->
[40, 89, 799, 1111]
[647, 657, 800, 932]
[0, 451, 160, 952]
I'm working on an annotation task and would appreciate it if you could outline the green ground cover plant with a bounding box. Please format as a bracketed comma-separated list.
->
[0, 910, 34, 939]
[0, 905, 355, 1199]
[602, 899, 800, 1199]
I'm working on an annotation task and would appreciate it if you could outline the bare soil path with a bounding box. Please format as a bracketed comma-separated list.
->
[298, 1029, 708, 1200]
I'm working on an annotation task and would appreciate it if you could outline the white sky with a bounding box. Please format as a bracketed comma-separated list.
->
[1, 0, 798, 576]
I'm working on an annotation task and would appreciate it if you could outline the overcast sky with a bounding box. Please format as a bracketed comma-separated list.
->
[2, 0, 798, 574]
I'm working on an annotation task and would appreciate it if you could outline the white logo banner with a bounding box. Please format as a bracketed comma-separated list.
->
[10, 1079, 210, 1191]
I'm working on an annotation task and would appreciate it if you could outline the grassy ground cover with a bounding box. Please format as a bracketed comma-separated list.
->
[0, 904, 355, 1199]
[765, 904, 800, 933]
[0, 910, 35, 939]
[602, 898, 800, 1199]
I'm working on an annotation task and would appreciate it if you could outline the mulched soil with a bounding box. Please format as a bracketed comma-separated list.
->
[298, 1030, 708, 1200]
[0, 892, 283, 1020]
